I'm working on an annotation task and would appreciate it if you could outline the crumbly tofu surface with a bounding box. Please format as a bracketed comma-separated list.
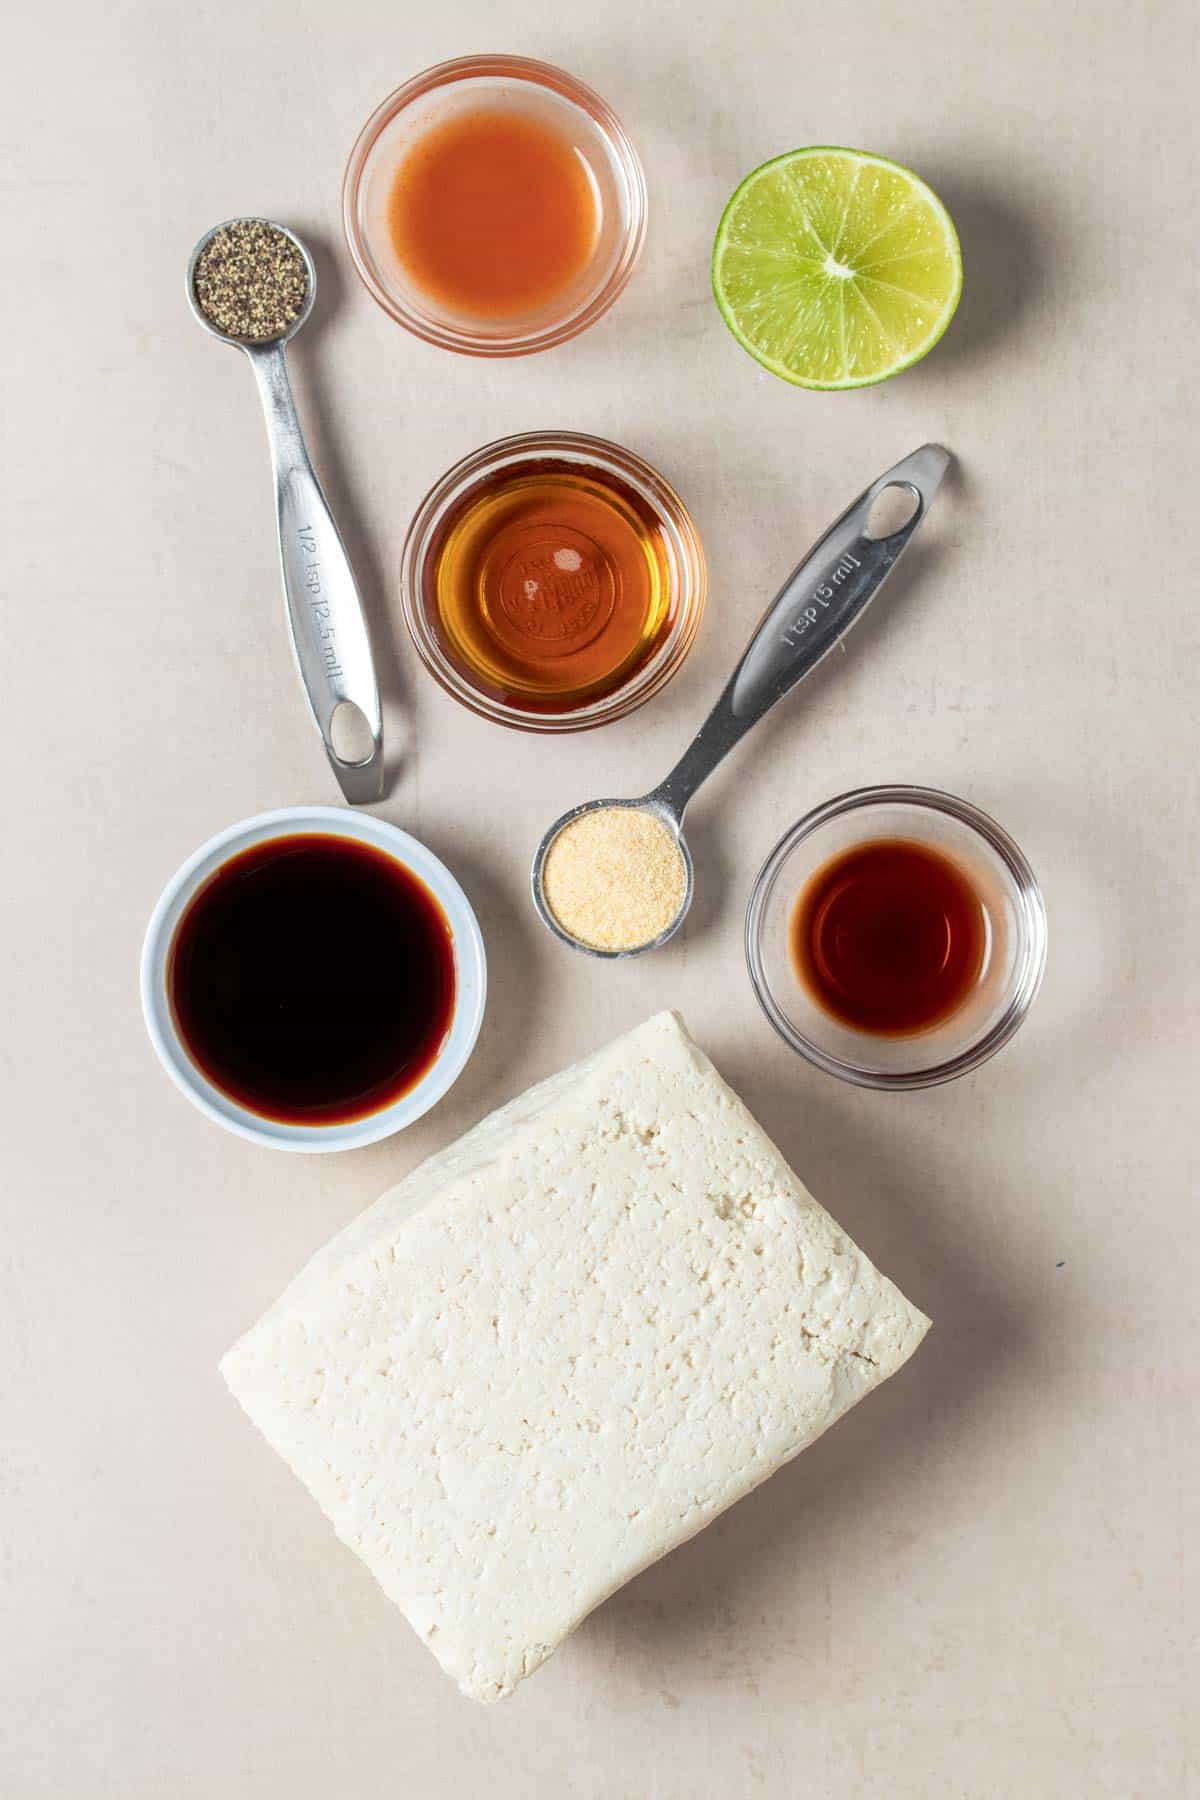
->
[221, 1011, 930, 1702]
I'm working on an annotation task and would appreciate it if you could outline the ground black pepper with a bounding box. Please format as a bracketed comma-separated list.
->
[193, 219, 309, 341]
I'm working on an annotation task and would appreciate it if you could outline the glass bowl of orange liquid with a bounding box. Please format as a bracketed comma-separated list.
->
[746, 787, 1048, 1090]
[400, 431, 706, 732]
[342, 55, 647, 355]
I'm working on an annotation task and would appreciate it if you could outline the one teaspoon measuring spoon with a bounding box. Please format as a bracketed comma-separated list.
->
[187, 218, 384, 803]
[532, 443, 950, 957]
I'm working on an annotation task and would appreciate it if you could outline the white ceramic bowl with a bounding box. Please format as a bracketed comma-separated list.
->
[140, 807, 486, 1151]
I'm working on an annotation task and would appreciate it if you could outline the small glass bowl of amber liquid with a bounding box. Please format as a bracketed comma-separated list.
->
[400, 432, 706, 732]
[746, 787, 1047, 1089]
[342, 55, 647, 355]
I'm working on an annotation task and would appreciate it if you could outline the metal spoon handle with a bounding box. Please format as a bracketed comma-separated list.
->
[652, 444, 949, 820]
[248, 345, 384, 805]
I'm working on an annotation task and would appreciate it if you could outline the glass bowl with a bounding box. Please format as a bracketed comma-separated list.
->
[341, 54, 647, 356]
[400, 430, 706, 732]
[745, 786, 1047, 1090]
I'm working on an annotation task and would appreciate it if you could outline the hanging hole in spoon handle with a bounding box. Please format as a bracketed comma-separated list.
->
[651, 444, 950, 821]
[247, 343, 384, 804]
[865, 482, 922, 540]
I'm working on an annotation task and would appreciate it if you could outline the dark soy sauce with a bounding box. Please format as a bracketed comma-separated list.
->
[790, 838, 987, 1036]
[168, 834, 456, 1124]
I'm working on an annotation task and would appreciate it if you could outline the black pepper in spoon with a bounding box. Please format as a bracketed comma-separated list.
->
[192, 218, 309, 342]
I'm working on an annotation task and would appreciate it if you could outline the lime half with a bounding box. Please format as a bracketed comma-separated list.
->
[712, 147, 962, 389]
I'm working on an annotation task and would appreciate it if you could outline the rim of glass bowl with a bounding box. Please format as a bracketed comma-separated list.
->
[399, 430, 707, 733]
[341, 54, 648, 356]
[744, 785, 1048, 1091]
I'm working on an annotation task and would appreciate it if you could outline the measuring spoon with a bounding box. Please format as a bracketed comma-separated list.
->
[532, 443, 950, 956]
[187, 219, 384, 804]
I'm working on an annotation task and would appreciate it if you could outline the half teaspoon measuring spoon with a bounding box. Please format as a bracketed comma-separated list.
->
[532, 443, 950, 956]
[187, 218, 384, 803]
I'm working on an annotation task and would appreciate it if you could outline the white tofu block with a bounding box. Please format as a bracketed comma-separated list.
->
[221, 1011, 929, 1702]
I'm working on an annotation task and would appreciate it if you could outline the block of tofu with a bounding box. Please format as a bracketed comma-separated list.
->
[221, 1011, 929, 1702]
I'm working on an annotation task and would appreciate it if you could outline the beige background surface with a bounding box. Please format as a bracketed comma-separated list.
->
[3, 0, 1197, 1795]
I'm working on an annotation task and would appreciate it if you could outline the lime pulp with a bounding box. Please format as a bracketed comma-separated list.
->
[712, 147, 963, 389]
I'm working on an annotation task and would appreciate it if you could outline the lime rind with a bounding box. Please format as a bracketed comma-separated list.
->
[712, 147, 963, 390]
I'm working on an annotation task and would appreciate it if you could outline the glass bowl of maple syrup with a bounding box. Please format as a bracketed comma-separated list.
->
[400, 430, 706, 731]
[746, 786, 1047, 1089]
[342, 55, 647, 355]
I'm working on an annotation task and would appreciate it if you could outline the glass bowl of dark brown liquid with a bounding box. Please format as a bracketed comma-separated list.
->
[745, 787, 1047, 1090]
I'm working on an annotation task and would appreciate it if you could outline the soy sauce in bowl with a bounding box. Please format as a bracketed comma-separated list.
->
[168, 833, 455, 1126]
[790, 838, 986, 1036]
[746, 786, 1047, 1091]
